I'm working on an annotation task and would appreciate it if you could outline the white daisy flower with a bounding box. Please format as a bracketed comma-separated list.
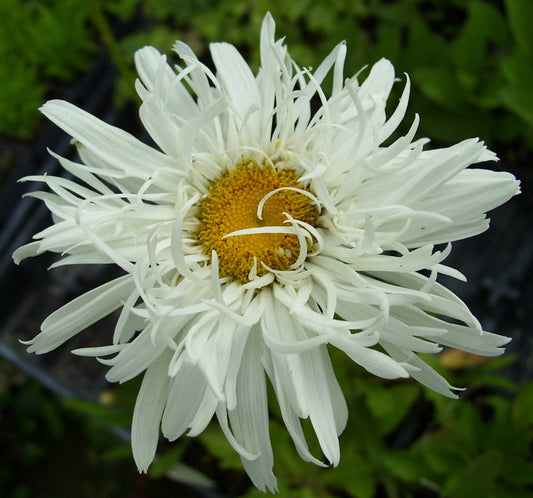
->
[14, 13, 519, 492]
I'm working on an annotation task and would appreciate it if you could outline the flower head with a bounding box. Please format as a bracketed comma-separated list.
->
[14, 13, 519, 492]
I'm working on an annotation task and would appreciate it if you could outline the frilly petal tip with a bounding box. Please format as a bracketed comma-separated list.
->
[20, 338, 46, 355]
[136, 465, 149, 475]
[478, 146, 499, 163]
[39, 99, 63, 114]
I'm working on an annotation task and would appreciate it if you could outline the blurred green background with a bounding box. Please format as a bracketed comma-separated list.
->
[1, 0, 532, 497]
[2, 0, 533, 164]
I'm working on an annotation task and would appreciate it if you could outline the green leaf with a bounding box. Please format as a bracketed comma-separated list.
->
[452, 1, 508, 76]
[102, 0, 141, 21]
[0, 56, 45, 139]
[412, 67, 469, 111]
[505, 0, 533, 54]
[470, 373, 517, 391]
[444, 450, 502, 498]
[412, 99, 494, 145]
[149, 444, 187, 478]
[402, 15, 447, 69]
[420, 427, 470, 475]
[501, 51, 533, 89]
[499, 441, 533, 486]
[101, 442, 134, 461]
[63, 396, 131, 429]
[363, 383, 420, 435]
[501, 85, 533, 126]
[307, 3, 337, 32]
[121, 27, 185, 60]
[383, 450, 422, 483]
[512, 382, 533, 429]
[374, 24, 402, 63]
[30, 0, 97, 80]
[320, 455, 376, 498]
[344, 462, 376, 498]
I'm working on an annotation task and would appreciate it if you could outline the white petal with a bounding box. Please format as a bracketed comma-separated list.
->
[72, 344, 126, 357]
[13, 241, 42, 264]
[378, 73, 411, 143]
[440, 327, 510, 356]
[162, 362, 211, 441]
[331, 334, 410, 380]
[187, 389, 218, 437]
[26, 275, 134, 354]
[139, 95, 182, 158]
[210, 42, 262, 136]
[359, 58, 395, 100]
[299, 345, 342, 465]
[135, 47, 198, 120]
[383, 343, 459, 398]
[224, 325, 252, 411]
[132, 350, 172, 471]
[40, 100, 175, 177]
[105, 321, 171, 383]
[264, 351, 326, 466]
[197, 317, 236, 399]
[227, 330, 277, 492]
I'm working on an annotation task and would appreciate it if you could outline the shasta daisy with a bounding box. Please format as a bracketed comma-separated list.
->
[14, 13, 520, 492]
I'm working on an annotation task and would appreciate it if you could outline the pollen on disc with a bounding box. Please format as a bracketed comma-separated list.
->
[194, 160, 319, 283]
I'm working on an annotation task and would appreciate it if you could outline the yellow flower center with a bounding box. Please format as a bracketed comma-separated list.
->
[195, 160, 319, 283]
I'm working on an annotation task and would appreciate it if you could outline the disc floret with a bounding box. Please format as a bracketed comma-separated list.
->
[195, 159, 319, 283]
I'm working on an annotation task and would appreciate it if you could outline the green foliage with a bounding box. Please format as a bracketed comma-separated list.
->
[0, 53, 47, 141]
[115, 0, 532, 158]
[0, 0, 143, 140]
[3, 356, 531, 497]
[0, 0, 100, 140]
[0, 365, 65, 497]
[3, 0, 532, 158]
[0, 364, 192, 497]
[403, 389, 533, 498]
[195, 352, 533, 497]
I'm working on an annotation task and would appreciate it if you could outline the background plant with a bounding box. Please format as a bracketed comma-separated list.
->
[1, 0, 532, 166]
